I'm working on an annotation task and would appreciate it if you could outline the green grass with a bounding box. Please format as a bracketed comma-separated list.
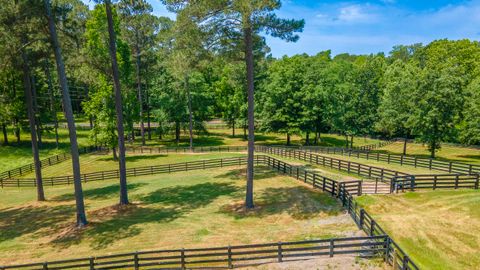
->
[378, 142, 480, 165]
[0, 166, 359, 265]
[356, 190, 480, 270]
[0, 128, 91, 172]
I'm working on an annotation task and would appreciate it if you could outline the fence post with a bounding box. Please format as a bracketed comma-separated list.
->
[181, 249, 186, 269]
[384, 237, 391, 263]
[43, 262, 48, 270]
[228, 246, 233, 269]
[134, 252, 139, 270]
[449, 162, 453, 173]
[329, 239, 334, 257]
[370, 219, 375, 236]
[277, 242, 283, 262]
[410, 176, 415, 191]
[358, 181, 362, 196]
[475, 174, 479, 189]
[402, 255, 410, 270]
[433, 175, 437, 190]
[359, 209, 365, 229]
[429, 159, 432, 170]
[455, 174, 459, 189]
[89, 257, 95, 270]
[313, 174, 316, 187]
[322, 177, 326, 191]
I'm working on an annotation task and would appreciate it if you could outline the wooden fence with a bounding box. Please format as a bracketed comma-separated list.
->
[0, 156, 257, 188]
[298, 145, 480, 175]
[0, 146, 247, 182]
[392, 174, 480, 192]
[0, 146, 101, 180]
[0, 235, 388, 270]
[256, 146, 407, 181]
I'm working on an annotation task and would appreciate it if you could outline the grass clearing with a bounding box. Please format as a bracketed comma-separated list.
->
[0, 166, 360, 265]
[356, 190, 480, 270]
[378, 142, 480, 165]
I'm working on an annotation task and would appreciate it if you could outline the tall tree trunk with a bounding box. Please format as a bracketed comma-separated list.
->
[185, 75, 193, 151]
[45, 0, 87, 226]
[113, 147, 118, 161]
[2, 123, 8, 145]
[305, 132, 310, 145]
[105, 0, 129, 205]
[21, 44, 45, 202]
[350, 135, 354, 149]
[345, 135, 349, 148]
[14, 118, 20, 143]
[244, 20, 255, 209]
[232, 120, 235, 137]
[286, 133, 291, 146]
[175, 121, 180, 144]
[403, 137, 408, 156]
[31, 75, 42, 146]
[243, 121, 247, 140]
[134, 38, 145, 146]
[44, 60, 59, 148]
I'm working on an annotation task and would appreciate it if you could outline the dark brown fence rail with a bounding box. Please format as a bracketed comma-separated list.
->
[298, 145, 480, 175]
[0, 146, 101, 180]
[0, 156, 257, 188]
[0, 146, 247, 182]
[392, 174, 480, 192]
[256, 146, 407, 181]
[0, 235, 388, 270]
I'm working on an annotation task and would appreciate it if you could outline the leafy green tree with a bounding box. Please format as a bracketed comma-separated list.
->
[460, 78, 480, 145]
[377, 60, 419, 155]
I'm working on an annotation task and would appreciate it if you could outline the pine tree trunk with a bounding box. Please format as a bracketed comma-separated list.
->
[21, 44, 45, 202]
[350, 136, 354, 149]
[44, 60, 59, 148]
[45, 0, 87, 226]
[31, 75, 42, 146]
[105, 0, 129, 205]
[286, 133, 291, 146]
[134, 39, 145, 146]
[113, 147, 118, 161]
[243, 121, 247, 140]
[175, 121, 180, 144]
[244, 20, 255, 209]
[14, 118, 20, 143]
[305, 132, 310, 145]
[403, 137, 408, 156]
[2, 123, 8, 145]
[232, 121, 235, 137]
[345, 135, 349, 148]
[185, 75, 193, 151]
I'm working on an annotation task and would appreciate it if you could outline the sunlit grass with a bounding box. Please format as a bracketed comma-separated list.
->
[356, 190, 480, 270]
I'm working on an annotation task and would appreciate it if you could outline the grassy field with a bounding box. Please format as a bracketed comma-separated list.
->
[0, 166, 360, 265]
[0, 126, 381, 173]
[378, 142, 480, 165]
[356, 190, 480, 270]
[0, 128, 91, 172]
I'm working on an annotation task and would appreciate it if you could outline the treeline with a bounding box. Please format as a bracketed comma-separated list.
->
[257, 41, 480, 157]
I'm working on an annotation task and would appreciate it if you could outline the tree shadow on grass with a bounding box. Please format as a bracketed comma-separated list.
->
[213, 166, 278, 181]
[140, 182, 239, 207]
[52, 183, 147, 201]
[52, 182, 239, 249]
[51, 204, 180, 249]
[220, 186, 342, 220]
[0, 205, 74, 242]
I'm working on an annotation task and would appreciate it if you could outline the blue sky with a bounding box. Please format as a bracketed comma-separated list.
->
[82, 0, 480, 57]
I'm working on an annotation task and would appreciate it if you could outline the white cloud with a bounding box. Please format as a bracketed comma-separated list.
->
[337, 5, 373, 22]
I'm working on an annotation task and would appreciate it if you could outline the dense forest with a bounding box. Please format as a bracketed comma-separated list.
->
[1, 0, 479, 158]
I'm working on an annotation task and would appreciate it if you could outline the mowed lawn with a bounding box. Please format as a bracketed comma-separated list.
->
[0, 166, 360, 265]
[356, 190, 480, 270]
[19, 152, 247, 178]
[379, 142, 480, 165]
